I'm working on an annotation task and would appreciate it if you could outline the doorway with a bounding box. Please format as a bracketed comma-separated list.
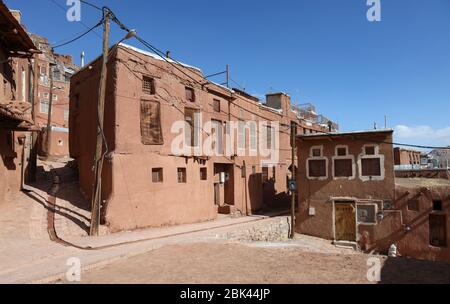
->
[213, 163, 234, 213]
[334, 201, 357, 242]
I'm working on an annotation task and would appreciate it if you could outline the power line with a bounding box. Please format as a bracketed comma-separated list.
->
[52, 19, 103, 49]
[83, 3, 448, 151]
[48, 0, 102, 40]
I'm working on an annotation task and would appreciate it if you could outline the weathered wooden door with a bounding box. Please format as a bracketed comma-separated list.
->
[335, 203, 356, 241]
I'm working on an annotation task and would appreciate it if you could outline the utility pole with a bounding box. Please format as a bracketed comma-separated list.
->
[28, 56, 39, 182]
[290, 122, 297, 239]
[226, 64, 229, 88]
[90, 9, 111, 236]
[45, 62, 55, 157]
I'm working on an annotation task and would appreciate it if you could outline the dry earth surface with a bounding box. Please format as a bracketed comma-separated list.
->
[63, 242, 450, 284]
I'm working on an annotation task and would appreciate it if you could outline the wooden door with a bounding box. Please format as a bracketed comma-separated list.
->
[335, 203, 356, 241]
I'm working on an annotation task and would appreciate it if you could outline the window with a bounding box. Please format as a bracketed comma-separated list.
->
[334, 159, 353, 177]
[433, 200, 443, 211]
[177, 168, 187, 183]
[152, 168, 163, 183]
[249, 122, 257, 152]
[365, 146, 376, 155]
[361, 158, 381, 176]
[185, 87, 195, 102]
[357, 204, 377, 224]
[53, 69, 61, 81]
[241, 166, 246, 178]
[308, 159, 327, 177]
[407, 199, 420, 212]
[185, 108, 199, 147]
[200, 168, 207, 181]
[337, 147, 347, 156]
[266, 125, 273, 149]
[211, 120, 223, 154]
[238, 121, 246, 150]
[312, 148, 322, 157]
[429, 214, 447, 247]
[40, 100, 49, 114]
[53, 94, 58, 101]
[142, 76, 155, 95]
[262, 167, 269, 183]
[213, 99, 221, 112]
[43, 92, 49, 99]
[140, 99, 163, 145]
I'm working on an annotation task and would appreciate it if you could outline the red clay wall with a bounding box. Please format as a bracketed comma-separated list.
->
[296, 132, 396, 252]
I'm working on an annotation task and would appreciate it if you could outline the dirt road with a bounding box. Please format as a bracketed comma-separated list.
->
[68, 242, 450, 284]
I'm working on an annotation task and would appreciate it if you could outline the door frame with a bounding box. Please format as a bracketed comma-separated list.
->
[332, 200, 357, 242]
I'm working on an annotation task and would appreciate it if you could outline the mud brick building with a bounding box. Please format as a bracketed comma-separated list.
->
[0, 1, 39, 205]
[296, 130, 450, 263]
[69, 43, 337, 232]
[394, 147, 424, 167]
[29, 33, 78, 157]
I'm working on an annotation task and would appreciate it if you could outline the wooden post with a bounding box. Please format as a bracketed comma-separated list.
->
[90, 10, 110, 236]
[28, 56, 39, 182]
[290, 122, 297, 239]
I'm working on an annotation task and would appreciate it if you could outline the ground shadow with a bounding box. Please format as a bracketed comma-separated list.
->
[380, 257, 450, 284]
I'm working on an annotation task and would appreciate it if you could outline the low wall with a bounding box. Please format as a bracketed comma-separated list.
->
[395, 169, 449, 180]
[221, 216, 291, 242]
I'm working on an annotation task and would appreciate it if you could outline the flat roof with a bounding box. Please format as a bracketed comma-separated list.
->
[297, 128, 394, 139]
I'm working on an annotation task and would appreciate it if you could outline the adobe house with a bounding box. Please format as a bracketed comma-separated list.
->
[296, 129, 450, 262]
[0, 1, 39, 204]
[394, 147, 424, 167]
[69, 43, 336, 232]
[296, 130, 397, 250]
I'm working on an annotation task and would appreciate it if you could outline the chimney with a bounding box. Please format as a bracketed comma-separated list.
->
[10, 10, 22, 24]
[265, 92, 291, 114]
[166, 51, 171, 59]
[81, 51, 85, 67]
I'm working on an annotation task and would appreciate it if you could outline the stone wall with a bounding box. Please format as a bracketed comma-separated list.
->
[221, 216, 291, 242]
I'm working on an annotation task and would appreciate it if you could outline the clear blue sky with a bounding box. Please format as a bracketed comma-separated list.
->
[6, 0, 450, 148]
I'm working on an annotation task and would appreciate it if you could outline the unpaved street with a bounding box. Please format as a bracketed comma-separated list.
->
[68, 242, 450, 284]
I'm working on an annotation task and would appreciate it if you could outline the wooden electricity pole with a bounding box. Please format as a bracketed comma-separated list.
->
[90, 10, 111, 236]
[290, 122, 297, 239]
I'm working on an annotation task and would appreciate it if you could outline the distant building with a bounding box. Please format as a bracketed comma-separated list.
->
[29, 33, 79, 157]
[296, 129, 450, 263]
[394, 147, 424, 167]
[429, 147, 450, 169]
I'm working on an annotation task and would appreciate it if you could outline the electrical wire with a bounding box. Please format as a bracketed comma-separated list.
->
[52, 19, 103, 49]
[81, 1, 450, 151]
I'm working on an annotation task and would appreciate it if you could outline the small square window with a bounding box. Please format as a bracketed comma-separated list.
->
[200, 168, 207, 181]
[407, 199, 420, 212]
[433, 200, 443, 211]
[312, 148, 322, 157]
[152, 168, 163, 183]
[365, 146, 376, 155]
[142, 76, 156, 95]
[185, 87, 195, 102]
[337, 147, 347, 156]
[308, 159, 327, 177]
[357, 204, 377, 224]
[178, 168, 187, 183]
[213, 99, 221, 112]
